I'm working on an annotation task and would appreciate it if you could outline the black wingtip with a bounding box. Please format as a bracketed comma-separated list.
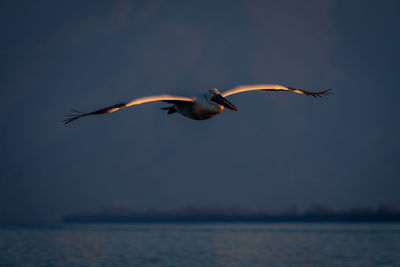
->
[311, 88, 332, 98]
[319, 88, 332, 97]
[63, 108, 87, 125]
[287, 87, 332, 98]
[63, 115, 82, 125]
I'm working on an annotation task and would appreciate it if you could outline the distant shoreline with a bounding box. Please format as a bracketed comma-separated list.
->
[63, 218, 400, 224]
[63, 206, 400, 223]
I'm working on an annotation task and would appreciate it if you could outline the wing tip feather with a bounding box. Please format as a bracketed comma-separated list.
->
[63, 108, 87, 125]
[287, 87, 332, 97]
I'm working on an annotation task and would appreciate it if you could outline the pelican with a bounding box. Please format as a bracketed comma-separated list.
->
[63, 84, 331, 124]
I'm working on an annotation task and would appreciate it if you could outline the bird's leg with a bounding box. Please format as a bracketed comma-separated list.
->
[160, 106, 177, 114]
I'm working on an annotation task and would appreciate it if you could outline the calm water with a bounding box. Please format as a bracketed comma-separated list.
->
[1, 223, 399, 266]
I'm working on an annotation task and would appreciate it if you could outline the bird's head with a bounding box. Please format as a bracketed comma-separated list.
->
[208, 88, 238, 111]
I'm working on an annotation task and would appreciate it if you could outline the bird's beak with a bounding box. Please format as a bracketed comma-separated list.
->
[211, 94, 239, 111]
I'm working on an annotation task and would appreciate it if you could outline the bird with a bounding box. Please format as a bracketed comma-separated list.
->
[63, 84, 331, 124]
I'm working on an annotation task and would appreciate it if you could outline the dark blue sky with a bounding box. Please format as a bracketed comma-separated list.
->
[1, 0, 399, 222]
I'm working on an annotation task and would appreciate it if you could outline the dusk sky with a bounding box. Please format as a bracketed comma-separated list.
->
[1, 0, 399, 222]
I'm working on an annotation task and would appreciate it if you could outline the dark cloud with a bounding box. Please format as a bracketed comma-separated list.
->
[0, 0, 399, 222]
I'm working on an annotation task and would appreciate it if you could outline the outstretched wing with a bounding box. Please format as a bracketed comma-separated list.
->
[63, 94, 194, 125]
[221, 84, 331, 98]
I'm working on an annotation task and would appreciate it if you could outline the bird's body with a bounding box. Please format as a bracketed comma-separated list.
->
[174, 92, 224, 120]
[64, 84, 331, 124]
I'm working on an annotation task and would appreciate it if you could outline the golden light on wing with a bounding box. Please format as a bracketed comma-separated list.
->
[222, 84, 331, 98]
[222, 84, 287, 97]
[125, 94, 194, 107]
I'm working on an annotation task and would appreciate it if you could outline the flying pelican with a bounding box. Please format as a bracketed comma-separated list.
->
[63, 84, 331, 124]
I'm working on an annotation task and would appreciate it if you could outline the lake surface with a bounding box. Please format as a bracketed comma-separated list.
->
[1, 223, 399, 266]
